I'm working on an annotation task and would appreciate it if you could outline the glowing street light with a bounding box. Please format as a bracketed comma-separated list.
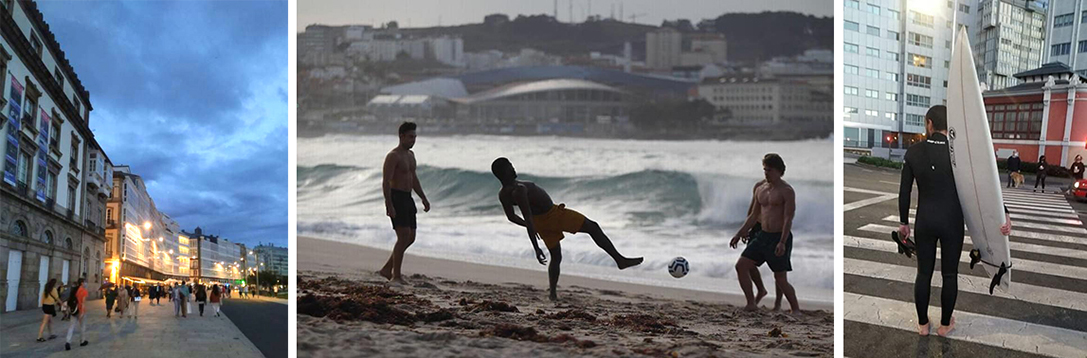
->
[143, 222, 151, 230]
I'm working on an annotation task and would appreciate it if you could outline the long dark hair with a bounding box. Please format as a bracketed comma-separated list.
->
[212, 285, 221, 295]
[43, 278, 57, 297]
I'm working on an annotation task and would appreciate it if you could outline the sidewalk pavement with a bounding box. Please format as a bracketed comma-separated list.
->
[1, 297, 264, 357]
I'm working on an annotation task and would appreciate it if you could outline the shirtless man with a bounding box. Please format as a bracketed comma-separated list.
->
[730, 153, 799, 312]
[379, 122, 431, 284]
[491, 157, 643, 301]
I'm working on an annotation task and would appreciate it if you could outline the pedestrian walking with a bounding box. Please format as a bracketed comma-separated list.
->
[116, 285, 129, 318]
[63, 279, 89, 351]
[196, 285, 208, 316]
[171, 283, 181, 317]
[210, 285, 222, 317]
[180, 281, 190, 317]
[131, 285, 142, 319]
[104, 285, 117, 318]
[37, 278, 59, 342]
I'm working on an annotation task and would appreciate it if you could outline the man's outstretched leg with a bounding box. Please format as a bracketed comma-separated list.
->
[379, 227, 415, 283]
[579, 219, 643, 269]
[774, 271, 800, 313]
[547, 244, 562, 301]
[735, 257, 759, 311]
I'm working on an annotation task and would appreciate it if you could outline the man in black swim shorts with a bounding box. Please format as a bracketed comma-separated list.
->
[379, 122, 431, 284]
[730, 154, 799, 313]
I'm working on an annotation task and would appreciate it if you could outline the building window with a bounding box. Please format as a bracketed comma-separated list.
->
[886, 113, 898, 121]
[845, 65, 859, 75]
[845, 107, 859, 114]
[50, 123, 60, 151]
[888, 9, 900, 20]
[866, 47, 880, 57]
[1052, 43, 1071, 56]
[54, 67, 64, 88]
[72, 95, 81, 117]
[11, 220, 28, 237]
[944, 61, 950, 68]
[1082, 11, 1087, 23]
[868, 4, 880, 15]
[908, 74, 933, 88]
[910, 11, 934, 27]
[886, 93, 899, 101]
[865, 109, 879, 117]
[866, 68, 879, 78]
[865, 89, 879, 98]
[867, 26, 880, 36]
[845, 86, 859, 95]
[845, 43, 859, 53]
[846, 0, 859, 9]
[29, 32, 43, 57]
[987, 103, 1043, 139]
[43, 230, 53, 245]
[69, 136, 80, 169]
[887, 30, 900, 41]
[1055, 13, 1074, 28]
[906, 94, 931, 107]
[909, 32, 933, 48]
[46, 171, 56, 199]
[845, 21, 860, 32]
[17, 151, 30, 186]
[886, 72, 900, 82]
[906, 114, 925, 126]
[909, 53, 932, 68]
[946, 20, 952, 29]
[1079, 41, 1087, 53]
[959, 4, 970, 13]
[65, 237, 73, 250]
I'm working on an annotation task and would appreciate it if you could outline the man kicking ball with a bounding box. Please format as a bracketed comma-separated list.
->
[492, 157, 643, 301]
[730, 153, 799, 313]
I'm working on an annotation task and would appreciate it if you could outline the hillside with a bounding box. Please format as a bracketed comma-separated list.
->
[398, 12, 831, 63]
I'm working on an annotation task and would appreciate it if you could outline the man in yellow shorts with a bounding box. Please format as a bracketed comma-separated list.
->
[492, 157, 643, 301]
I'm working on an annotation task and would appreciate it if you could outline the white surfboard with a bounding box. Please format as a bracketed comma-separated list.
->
[947, 27, 1012, 292]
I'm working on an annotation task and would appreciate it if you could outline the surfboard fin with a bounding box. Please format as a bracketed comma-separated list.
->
[969, 249, 981, 270]
[890, 232, 916, 258]
[989, 262, 1008, 295]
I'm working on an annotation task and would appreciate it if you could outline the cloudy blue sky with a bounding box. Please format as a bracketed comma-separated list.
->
[37, 1, 288, 248]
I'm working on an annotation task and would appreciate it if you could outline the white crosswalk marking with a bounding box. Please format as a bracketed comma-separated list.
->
[844, 292, 1087, 357]
[845, 185, 1087, 357]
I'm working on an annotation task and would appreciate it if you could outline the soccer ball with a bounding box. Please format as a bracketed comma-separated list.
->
[668, 257, 689, 278]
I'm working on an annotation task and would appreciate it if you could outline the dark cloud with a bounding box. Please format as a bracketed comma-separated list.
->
[37, 1, 288, 248]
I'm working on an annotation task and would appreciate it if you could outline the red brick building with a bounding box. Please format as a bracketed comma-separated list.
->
[983, 62, 1087, 167]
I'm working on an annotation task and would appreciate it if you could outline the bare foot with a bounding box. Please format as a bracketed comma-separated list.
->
[743, 304, 759, 312]
[755, 289, 768, 306]
[617, 257, 644, 270]
[377, 269, 393, 281]
[390, 276, 409, 285]
[549, 292, 558, 302]
[772, 304, 781, 311]
[937, 317, 955, 337]
[918, 317, 931, 336]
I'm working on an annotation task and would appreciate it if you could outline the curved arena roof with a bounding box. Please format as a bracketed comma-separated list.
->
[449, 79, 627, 104]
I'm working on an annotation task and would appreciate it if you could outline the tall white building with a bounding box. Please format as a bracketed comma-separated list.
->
[974, 0, 1047, 90]
[2, 0, 108, 311]
[1044, 0, 1087, 77]
[843, 0, 976, 149]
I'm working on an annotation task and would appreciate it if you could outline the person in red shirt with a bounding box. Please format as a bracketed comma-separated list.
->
[64, 278, 88, 350]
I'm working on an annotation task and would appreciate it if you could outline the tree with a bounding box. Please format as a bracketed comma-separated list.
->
[386, 21, 399, 29]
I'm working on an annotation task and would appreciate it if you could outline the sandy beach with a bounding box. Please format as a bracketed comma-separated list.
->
[297, 236, 833, 357]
